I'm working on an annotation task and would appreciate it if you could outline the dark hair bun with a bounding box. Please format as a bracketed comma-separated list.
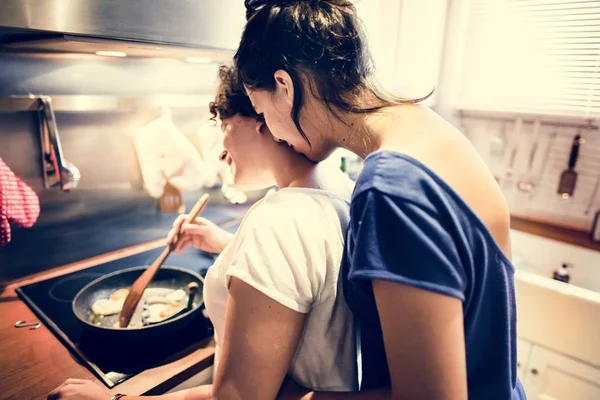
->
[244, 0, 273, 20]
[235, 0, 430, 144]
[244, 0, 351, 20]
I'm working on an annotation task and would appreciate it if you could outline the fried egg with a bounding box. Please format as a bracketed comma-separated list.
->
[142, 302, 185, 324]
[109, 288, 130, 301]
[91, 298, 124, 316]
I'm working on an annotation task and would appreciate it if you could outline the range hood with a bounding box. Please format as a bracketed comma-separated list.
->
[0, 0, 245, 61]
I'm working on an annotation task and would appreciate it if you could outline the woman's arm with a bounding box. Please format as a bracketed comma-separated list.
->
[281, 280, 467, 400]
[48, 279, 306, 400]
[126, 277, 308, 400]
[126, 385, 214, 400]
[46, 380, 214, 400]
[212, 276, 306, 400]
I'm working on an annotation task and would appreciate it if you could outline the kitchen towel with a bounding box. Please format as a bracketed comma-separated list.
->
[0, 159, 40, 246]
[132, 108, 208, 198]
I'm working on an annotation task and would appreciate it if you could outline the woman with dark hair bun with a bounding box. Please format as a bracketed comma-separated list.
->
[235, 1, 527, 399]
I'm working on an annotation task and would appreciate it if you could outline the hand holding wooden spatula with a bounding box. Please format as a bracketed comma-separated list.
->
[118, 193, 210, 328]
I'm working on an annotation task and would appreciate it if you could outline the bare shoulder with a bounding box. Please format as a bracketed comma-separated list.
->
[384, 108, 512, 258]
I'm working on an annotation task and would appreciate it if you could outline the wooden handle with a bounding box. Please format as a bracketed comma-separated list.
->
[187, 282, 200, 294]
[172, 193, 210, 247]
[118, 193, 210, 328]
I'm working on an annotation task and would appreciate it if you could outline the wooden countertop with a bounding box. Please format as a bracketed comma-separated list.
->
[0, 240, 216, 400]
[511, 216, 600, 252]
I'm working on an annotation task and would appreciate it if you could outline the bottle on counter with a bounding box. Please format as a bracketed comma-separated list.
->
[330, 148, 363, 181]
[553, 263, 572, 283]
[345, 155, 364, 181]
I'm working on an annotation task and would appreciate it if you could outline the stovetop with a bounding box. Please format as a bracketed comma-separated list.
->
[16, 247, 220, 388]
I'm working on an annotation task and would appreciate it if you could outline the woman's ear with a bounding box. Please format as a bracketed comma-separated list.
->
[273, 69, 294, 108]
[255, 120, 265, 135]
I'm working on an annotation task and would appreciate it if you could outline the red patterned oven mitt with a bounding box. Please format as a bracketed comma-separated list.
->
[0, 158, 40, 246]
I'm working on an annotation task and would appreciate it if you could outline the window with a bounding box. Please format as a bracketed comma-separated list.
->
[356, 0, 448, 106]
[453, 0, 600, 119]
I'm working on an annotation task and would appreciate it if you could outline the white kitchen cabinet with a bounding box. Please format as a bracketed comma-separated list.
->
[517, 338, 533, 383]
[523, 345, 600, 400]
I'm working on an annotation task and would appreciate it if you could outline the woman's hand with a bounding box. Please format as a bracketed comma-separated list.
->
[47, 379, 111, 400]
[167, 215, 233, 254]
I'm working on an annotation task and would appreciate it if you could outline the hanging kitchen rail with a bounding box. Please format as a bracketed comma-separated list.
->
[0, 95, 213, 192]
[457, 109, 598, 131]
[0, 96, 81, 191]
[0, 94, 213, 113]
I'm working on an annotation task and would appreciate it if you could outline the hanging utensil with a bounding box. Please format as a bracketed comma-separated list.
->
[159, 180, 184, 213]
[501, 118, 523, 191]
[585, 175, 600, 215]
[489, 122, 507, 182]
[557, 133, 584, 199]
[517, 120, 542, 193]
[530, 131, 557, 201]
[119, 193, 209, 328]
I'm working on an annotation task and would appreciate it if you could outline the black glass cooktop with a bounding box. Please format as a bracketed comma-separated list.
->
[16, 247, 219, 388]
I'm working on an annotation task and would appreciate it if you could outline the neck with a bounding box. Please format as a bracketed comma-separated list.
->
[320, 108, 384, 159]
[267, 144, 317, 188]
[263, 139, 353, 199]
[327, 104, 429, 158]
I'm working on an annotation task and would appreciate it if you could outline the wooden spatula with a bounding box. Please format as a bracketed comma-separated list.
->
[118, 193, 210, 328]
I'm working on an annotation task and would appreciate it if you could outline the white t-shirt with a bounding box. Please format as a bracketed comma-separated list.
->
[203, 187, 357, 391]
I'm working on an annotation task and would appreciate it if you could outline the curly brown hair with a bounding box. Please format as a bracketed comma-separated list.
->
[209, 65, 262, 122]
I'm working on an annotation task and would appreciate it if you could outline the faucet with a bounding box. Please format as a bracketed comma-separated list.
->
[37, 97, 80, 191]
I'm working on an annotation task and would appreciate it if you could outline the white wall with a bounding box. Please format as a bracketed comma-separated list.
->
[355, 0, 447, 103]
[435, 0, 600, 231]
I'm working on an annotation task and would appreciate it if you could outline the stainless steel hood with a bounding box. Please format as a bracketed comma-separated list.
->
[0, 0, 245, 61]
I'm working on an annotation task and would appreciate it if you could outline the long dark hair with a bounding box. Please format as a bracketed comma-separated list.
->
[234, 0, 431, 144]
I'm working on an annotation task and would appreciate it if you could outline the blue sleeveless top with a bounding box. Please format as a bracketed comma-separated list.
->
[342, 151, 526, 399]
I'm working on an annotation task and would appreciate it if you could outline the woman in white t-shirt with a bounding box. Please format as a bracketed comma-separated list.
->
[49, 66, 356, 400]
[176, 65, 357, 399]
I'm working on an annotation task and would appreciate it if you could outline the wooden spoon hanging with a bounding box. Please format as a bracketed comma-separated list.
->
[159, 180, 185, 214]
[118, 193, 210, 328]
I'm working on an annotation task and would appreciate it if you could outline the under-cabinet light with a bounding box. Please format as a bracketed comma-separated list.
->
[95, 51, 128, 57]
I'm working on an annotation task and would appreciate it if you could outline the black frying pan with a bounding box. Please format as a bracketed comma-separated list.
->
[73, 266, 204, 346]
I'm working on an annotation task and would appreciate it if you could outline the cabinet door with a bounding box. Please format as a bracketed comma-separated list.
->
[517, 338, 533, 383]
[525, 346, 600, 400]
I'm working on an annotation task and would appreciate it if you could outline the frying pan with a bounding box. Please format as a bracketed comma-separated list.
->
[73, 266, 204, 346]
